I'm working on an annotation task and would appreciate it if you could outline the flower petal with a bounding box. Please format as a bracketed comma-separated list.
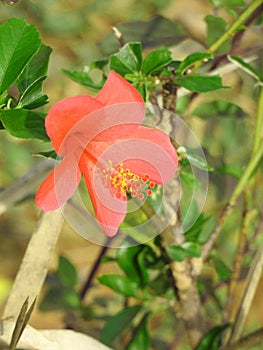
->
[36, 156, 81, 211]
[96, 71, 144, 105]
[62, 103, 145, 151]
[45, 95, 103, 154]
[93, 126, 178, 185]
[79, 155, 127, 237]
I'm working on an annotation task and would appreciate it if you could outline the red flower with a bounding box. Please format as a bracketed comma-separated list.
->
[36, 71, 178, 236]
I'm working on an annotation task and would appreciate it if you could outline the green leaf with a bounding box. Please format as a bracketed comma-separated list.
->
[98, 274, 139, 298]
[142, 48, 172, 76]
[178, 146, 213, 171]
[228, 55, 263, 84]
[110, 43, 142, 76]
[132, 81, 147, 100]
[177, 52, 212, 75]
[16, 43, 52, 108]
[209, 0, 245, 8]
[174, 75, 227, 93]
[186, 215, 216, 244]
[205, 15, 231, 54]
[57, 256, 78, 287]
[62, 289, 81, 309]
[63, 69, 106, 91]
[128, 314, 151, 350]
[17, 76, 49, 109]
[16, 44, 52, 92]
[40, 286, 80, 311]
[192, 100, 244, 119]
[117, 243, 147, 286]
[0, 109, 49, 140]
[197, 324, 230, 350]
[166, 242, 201, 262]
[35, 150, 60, 160]
[0, 18, 41, 93]
[218, 164, 243, 179]
[100, 305, 141, 346]
[211, 255, 232, 281]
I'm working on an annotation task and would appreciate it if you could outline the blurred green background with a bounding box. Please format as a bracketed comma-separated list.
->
[0, 0, 262, 346]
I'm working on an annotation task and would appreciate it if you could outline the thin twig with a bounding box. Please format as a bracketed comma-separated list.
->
[229, 242, 263, 344]
[112, 26, 126, 47]
[79, 237, 112, 300]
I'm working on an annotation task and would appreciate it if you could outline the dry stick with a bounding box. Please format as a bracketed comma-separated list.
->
[3, 210, 64, 320]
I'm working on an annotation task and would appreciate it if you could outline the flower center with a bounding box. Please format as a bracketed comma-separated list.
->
[102, 161, 156, 200]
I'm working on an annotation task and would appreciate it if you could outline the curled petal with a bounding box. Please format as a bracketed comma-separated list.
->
[36, 156, 81, 211]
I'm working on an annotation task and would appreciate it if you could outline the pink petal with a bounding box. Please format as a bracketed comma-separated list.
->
[61, 103, 145, 151]
[79, 155, 127, 237]
[45, 95, 103, 154]
[93, 126, 178, 185]
[36, 155, 81, 211]
[96, 71, 144, 105]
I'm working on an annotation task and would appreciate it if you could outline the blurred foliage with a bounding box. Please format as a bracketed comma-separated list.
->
[0, 0, 263, 350]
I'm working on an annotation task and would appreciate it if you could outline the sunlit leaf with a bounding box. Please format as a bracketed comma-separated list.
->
[16, 43, 52, 108]
[177, 52, 212, 75]
[98, 274, 139, 298]
[110, 42, 142, 76]
[0, 18, 41, 93]
[142, 48, 172, 75]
